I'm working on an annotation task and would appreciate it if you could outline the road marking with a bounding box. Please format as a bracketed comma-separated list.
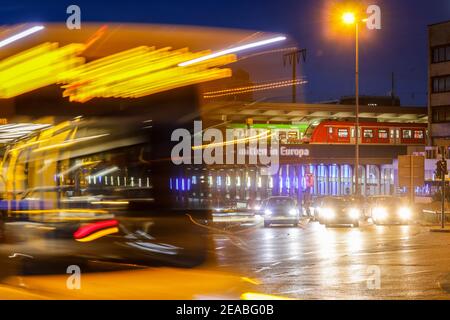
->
[403, 270, 433, 276]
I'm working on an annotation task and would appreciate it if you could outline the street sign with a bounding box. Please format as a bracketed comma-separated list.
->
[398, 155, 425, 188]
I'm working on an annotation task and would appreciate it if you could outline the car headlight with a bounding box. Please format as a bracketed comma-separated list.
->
[398, 207, 412, 220]
[289, 208, 298, 216]
[348, 208, 360, 219]
[373, 207, 387, 220]
[264, 209, 272, 216]
[322, 208, 335, 219]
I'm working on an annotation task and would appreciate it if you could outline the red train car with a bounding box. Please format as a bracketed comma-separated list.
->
[306, 121, 427, 145]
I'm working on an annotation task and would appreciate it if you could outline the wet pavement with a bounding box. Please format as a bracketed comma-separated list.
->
[213, 219, 450, 299]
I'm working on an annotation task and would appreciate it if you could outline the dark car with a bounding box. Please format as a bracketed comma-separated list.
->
[369, 196, 414, 225]
[262, 196, 300, 227]
[317, 196, 362, 227]
[307, 196, 326, 221]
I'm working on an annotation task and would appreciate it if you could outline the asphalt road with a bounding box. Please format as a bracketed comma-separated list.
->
[213, 219, 450, 299]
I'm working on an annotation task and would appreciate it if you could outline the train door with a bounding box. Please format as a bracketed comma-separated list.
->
[327, 126, 333, 143]
[394, 128, 400, 144]
[350, 127, 360, 144]
[389, 128, 395, 144]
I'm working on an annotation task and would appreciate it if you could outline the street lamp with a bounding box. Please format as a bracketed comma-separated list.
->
[342, 11, 360, 196]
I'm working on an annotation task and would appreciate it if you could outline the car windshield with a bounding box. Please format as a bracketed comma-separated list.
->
[267, 198, 295, 208]
[323, 197, 357, 206]
[377, 197, 409, 206]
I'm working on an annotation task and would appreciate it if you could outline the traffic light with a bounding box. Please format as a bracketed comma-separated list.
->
[436, 160, 448, 179]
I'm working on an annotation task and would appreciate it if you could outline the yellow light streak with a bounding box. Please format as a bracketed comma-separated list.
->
[0, 42, 234, 100]
[192, 130, 275, 150]
[32, 133, 109, 153]
[204, 79, 308, 99]
[10, 209, 109, 214]
[75, 227, 119, 242]
[241, 277, 261, 285]
[241, 292, 291, 300]
[59, 46, 235, 102]
[0, 42, 85, 98]
[90, 201, 129, 205]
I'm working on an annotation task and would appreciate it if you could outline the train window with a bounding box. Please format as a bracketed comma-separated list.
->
[338, 128, 349, 138]
[378, 129, 388, 139]
[288, 131, 298, 140]
[363, 129, 374, 138]
[328, 127, 333, 134]
[396, 129, 400, 139]
[390, 129, 394, 139]
[351, 128, 355, 138]
[414, 130, 424, 139]
[402, 130, 412, 139]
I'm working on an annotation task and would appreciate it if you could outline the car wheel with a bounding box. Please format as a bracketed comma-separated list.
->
[353, 221, 360, 228]
[264, 221, 270, 228]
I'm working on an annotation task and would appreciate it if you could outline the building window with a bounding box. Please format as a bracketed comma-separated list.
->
[432, 75, 450, 93]
[402, 130, 412, 139]
[432, 107, 450, 123]
[378, 129, 388, 139]
[363, 129, 373, 138]
[432, 45, 450, 63]
[338, 128, 349, 138]
[414, 130, 424, 139]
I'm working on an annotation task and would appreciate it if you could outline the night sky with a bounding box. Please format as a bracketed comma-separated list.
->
[0, 0, 449, 106]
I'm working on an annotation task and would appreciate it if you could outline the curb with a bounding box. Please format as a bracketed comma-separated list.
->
[430, 228, 450, 233]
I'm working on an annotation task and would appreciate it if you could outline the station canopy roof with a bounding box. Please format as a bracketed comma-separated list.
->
[201, 101, 428, 125]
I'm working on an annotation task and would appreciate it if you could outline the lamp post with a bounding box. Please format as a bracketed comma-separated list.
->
[342, 12, 360, 196]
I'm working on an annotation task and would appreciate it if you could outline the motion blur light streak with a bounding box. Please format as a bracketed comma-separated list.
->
[0, 41, 234, 101]
[32, 133, 109, 153]
[75, 227, 119, 242]
[0, 25, 44, 48]
[59, 46, 235, 102]
[73, 219, 119, 239]
[11, 209, 109, 215]
[178, 35, 287, 67]
[191, 130, 274, 150]
[203, 79, 308, 99]
[0, 42, 85, 98]
[0, 123, 51, 144]
[90, 201, 130, 205]
[241, 292, 290, 300]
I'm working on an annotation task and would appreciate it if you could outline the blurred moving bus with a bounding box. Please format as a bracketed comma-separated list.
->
[0, 90, 271, 299]
[0, 23, 292, 299]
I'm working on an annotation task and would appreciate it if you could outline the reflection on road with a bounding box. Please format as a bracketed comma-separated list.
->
[212, 218, 450, 300]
